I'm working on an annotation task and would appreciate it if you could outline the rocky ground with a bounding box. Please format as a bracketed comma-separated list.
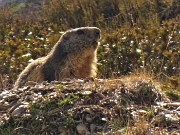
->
[0, 75, 179, 135]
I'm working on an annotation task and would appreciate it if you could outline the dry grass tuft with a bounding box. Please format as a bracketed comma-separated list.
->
[0, 74, 12, 90]
[125, 118, 150, 135]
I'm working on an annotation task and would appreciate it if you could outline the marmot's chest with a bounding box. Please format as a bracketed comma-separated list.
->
[70, 55, 95, 78]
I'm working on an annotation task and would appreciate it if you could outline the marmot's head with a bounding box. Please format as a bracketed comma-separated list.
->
[61, 27, 101, 52]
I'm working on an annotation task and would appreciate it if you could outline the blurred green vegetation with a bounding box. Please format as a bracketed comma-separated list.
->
[0, 0, 179, 81]
[11, 3, 26, 12]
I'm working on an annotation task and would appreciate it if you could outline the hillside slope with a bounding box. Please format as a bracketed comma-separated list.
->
[0, 0, 41, 7]
[0, 0, 42, 13]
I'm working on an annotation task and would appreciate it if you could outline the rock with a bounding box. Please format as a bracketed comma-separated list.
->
[85, 114, 93, 123]
[76, 123, 90, 135]
[90, 124, 96, 134]
[11, 104, 29, 118]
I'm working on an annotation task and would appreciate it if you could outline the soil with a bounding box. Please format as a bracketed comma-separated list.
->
[0, 77, 179, 135]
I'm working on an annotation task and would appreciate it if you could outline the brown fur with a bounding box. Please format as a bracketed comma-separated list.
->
[13, 27, 101, 90]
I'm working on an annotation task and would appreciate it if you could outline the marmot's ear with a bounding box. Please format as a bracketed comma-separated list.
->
[77, 29, 85, 35]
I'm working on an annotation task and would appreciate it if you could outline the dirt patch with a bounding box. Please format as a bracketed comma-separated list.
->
[0, 78, 179, 134]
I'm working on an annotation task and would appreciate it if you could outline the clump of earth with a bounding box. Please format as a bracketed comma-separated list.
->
[0, 75, 179, 135]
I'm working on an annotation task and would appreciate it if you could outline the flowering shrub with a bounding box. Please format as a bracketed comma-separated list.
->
[98, 21, 180, 77]
[0, 0, 179, 80]
[0, 20, 61, 78]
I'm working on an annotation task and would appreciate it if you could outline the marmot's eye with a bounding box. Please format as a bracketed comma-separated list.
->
[96, 31, 100, 36]
[77, 29, 85, 35]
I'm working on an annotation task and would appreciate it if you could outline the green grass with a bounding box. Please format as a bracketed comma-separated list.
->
[12, 3, 26, 12]
[58, 94, 79, 108]
[165, 88, 180, 101]
[0, 126, 14, 135]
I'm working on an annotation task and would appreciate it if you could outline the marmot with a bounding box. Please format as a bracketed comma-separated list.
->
[13, 27, 101, 90]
